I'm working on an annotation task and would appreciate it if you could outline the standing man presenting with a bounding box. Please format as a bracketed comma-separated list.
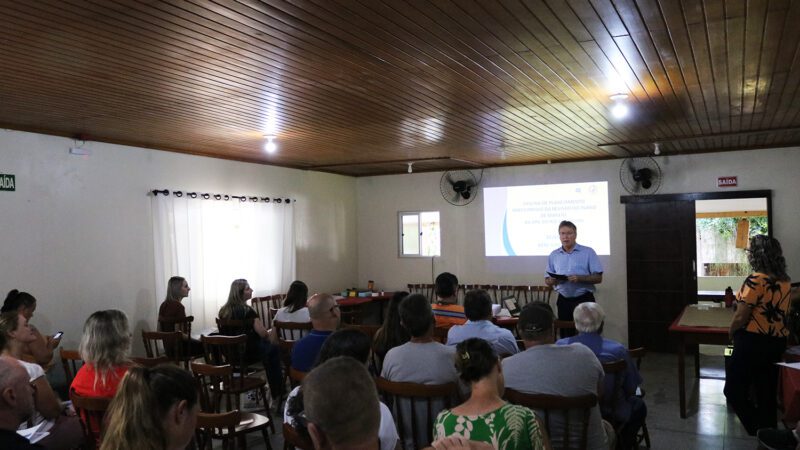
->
[545, 220, 603, 338]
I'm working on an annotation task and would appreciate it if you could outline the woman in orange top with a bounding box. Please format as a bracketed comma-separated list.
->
[724, 235, 791, 435]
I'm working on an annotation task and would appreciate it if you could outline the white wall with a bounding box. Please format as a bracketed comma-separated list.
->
[356, 147, 800, 344]
[0, 129, 358, 354]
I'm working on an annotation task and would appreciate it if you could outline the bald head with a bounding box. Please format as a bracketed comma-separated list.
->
[0, 356, 35, 429]
[308, 293, 340, 331]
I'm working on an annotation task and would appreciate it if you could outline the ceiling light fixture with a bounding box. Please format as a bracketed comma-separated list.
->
[653, 142, 661, 156]
[609, 93, 629, 119]
[407, 162, 413, 173]
[263, 134, 277, 154]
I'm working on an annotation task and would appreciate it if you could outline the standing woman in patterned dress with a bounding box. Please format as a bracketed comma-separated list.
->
[725, 234, 792, 435]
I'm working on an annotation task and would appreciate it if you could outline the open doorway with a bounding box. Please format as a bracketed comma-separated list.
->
[695, 197, 769, 297]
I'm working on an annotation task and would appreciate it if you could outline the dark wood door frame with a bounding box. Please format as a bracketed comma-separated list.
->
[621, 189, 772, 352]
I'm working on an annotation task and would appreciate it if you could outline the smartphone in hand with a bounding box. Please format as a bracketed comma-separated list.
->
[52, 331, 64, 340]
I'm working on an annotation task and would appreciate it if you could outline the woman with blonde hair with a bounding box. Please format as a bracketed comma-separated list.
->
[218, 278, 284, 401]
[101, 365, 199, 450]
[0, 312, 84, 450]
[158, 276, 202, 356]
[71, 309, 132, 397]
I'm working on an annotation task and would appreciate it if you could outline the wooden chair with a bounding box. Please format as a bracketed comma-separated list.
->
[200, 334, 271, 421]
[131, 355, 171, 367]
[341, 323, 381, 341]
[216, 317, 254, 337]
[60, 348, 84, 386]
[274, 321, 313, 388]
[627, 347, 651, 448]
[480, 284, 499, 303]
[283, 422, 314, 450]
[158, 315, 195, 335]
[528, 285, 554, 308]
[600, 359, 627, 424]
[554, 320, 576, 336]
[191, 362, 273, 449]
[195, 410, 240, 450]
[504, 389, 597, 450]
[408, 283, 434, 300]
[432, 326, 449, 344]
[141, 330, 185, 367]
[375, 377, 459, 449]
[251, 296, 274, 329]
[70, 390, 111, 450]
[288, 367, 306, 386]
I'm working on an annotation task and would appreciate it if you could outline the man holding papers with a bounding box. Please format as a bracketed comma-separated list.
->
[545, 220, 603, 338]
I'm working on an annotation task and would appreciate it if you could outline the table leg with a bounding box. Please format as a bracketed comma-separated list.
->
[678, 335, 687, 418]
[694, 345, 700, 379]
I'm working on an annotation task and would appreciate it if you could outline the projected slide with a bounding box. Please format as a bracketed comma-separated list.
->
[484, 182, 610, 256]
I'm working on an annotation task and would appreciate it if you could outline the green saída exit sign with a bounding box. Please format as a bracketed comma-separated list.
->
[0, 174, 15, 191]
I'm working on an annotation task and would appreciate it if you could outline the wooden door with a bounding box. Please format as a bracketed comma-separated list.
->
[624, 199, 696, 352]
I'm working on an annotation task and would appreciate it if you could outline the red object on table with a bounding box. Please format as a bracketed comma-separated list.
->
[782, 366, 800, 423]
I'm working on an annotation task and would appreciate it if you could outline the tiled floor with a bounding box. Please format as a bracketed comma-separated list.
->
[230, 348, 761, 449]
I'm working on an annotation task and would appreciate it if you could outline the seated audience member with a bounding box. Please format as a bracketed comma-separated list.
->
[557, 302, 646, 448]
[372, 291, 410, 367]
[502, 303, 613, 450]
[1, 290, 61, 367]
[0, 356, 42, 449]
[382, 294, 457, 383]
[304, 356, 382, 450]
[218, 278, 283, 400]
[291, 294, 341, 372]
[431, 273, 467, 328]
[446, 290, 518, 356]
[157, 276, 202, 356]
[274, 281, 311, 340]
[382, 294, 458, 449]
[434, 338, 549, 450]
[101, 365, 199, 450]
[0, 313, 83, 450]
[285, 329, 399, 450]
[71, 310, 132, 397]
[70, 310, 133, 448]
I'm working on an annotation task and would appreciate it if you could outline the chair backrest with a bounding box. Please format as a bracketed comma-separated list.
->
[191, 362, 237, 413]
[141, 330, 184, 363]
[600, 359, 627, 424]
[131, 355, 172, 368]
[70, 390, 111, 450]
[432, 326, 448, 344]
[283, 422, 314, 450]
[200, 334, 250, 383]
[289, 366, 306, 385]
[158, 315, 194, 335]
[375, 377, 459, 449]
[528, 285, 554, 307]
[274, 320, 313, 341]
[554, 320, 576, 336]
[341, 323, 381, 341]
[627, 347, 646, 370]
[195, 410, 240, 450]
[216, 317, 254, 337]
[408, 283, 435, 301]
[504, 389, 597, 450]
[60, 348, 84, 386]
[251, 296, 273, 329]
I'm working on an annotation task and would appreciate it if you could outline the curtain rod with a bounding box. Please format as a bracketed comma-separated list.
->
[150, 189, 295, 203]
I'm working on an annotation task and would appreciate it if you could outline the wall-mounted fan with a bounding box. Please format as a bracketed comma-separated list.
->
[620, 157, 662, 195]
[440, 170, 479, 206]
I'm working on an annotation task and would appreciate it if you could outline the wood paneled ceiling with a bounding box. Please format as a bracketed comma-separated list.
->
[1, 0, 799, 176]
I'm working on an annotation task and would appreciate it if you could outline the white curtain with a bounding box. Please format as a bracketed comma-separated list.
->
[152, 195, 295, 332]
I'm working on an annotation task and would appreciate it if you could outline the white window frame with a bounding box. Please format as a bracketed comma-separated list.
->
[398, 211, 440, 257]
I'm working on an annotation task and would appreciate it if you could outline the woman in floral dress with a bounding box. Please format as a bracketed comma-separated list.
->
[433, 337, 550, 450]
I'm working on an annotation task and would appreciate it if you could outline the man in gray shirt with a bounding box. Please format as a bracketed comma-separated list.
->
[502, 302, 613, 450]
[381, 294, 457, 449]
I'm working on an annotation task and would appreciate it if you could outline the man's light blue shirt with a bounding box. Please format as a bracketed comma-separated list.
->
[545, 243, 603, 298]
[446, 320, 519, 356]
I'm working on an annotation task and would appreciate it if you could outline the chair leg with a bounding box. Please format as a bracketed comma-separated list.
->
[261, 386, 275, 433]
[262, 427, 273, 450]
[641, 421, 651, 448]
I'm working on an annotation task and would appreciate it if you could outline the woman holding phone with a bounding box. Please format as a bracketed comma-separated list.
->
[1, 289, 61, 367]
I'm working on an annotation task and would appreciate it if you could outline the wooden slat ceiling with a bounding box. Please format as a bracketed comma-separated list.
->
[1, 0, 799, 176]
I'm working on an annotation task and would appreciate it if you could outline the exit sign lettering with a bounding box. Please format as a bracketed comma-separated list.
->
[717, 176, 737, 188]
[0, 174, 14, 191]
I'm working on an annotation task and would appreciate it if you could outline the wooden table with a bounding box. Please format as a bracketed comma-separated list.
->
[668, 305, 733, 418]
[335, 292, 393, 323]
